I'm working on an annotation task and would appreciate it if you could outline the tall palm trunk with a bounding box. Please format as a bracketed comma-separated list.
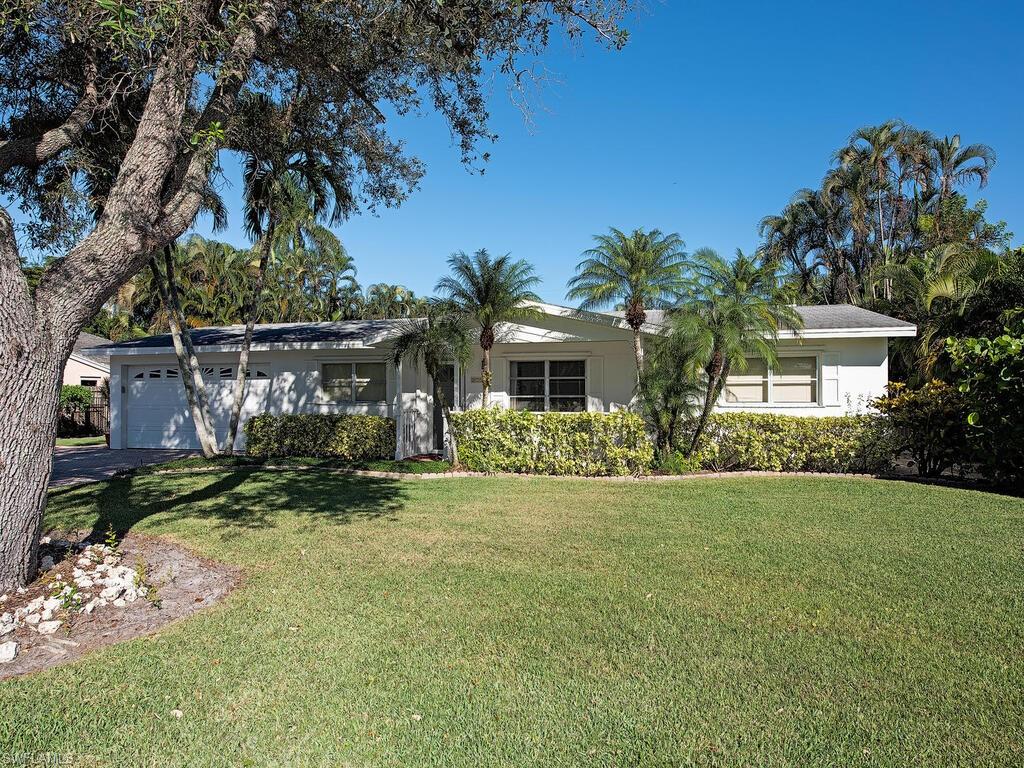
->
[480, 326, 494, 407]
[687, 350, 724, 456]
[625, 302, 646, 382]
[631, 329, 644, 382]
[225, 220, 274, 455]
[150, 248, 219, 458]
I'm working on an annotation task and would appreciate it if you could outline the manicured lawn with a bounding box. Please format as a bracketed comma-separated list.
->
[55, 435, 106, 447]
[2, 471, 1022, 766]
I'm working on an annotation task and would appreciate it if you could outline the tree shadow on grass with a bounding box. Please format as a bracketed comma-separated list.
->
[73, 467, 410, 543]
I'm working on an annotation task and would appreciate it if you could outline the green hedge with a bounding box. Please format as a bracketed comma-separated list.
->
[59, 384, 93, 413]
[244, 413, 396, 461]
[449, 409, 653, 476]
[681, 412, 894, 474]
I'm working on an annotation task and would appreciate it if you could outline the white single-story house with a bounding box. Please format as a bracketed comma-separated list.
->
[86, 303, 916, 456]
[63, 332, 111, 389]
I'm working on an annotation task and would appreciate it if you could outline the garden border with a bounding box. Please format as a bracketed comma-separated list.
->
[143, 463, 1003, 493]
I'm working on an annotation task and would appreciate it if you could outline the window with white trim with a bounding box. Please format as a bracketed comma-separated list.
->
[724, 356, 818, 404]
[510, 360, 586, 412]
[321, 362, 387, 403]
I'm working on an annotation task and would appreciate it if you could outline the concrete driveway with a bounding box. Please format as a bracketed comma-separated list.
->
[51, 446, 197, 487]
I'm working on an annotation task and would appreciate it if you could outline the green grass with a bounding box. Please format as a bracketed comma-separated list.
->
[55, 435, 105, 447]
[136, 455, 452, 474]
[2, 472, 1022, 767]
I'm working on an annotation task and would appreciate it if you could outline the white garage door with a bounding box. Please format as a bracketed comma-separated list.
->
[124, 364, 272, 450]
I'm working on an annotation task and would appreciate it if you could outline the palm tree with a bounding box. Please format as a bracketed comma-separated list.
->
[363, 283, 420, 319]
[223, 92, 348, 454]
[636, 331, 703, 459]
[435, 249, 542, 407]
[925, 135, 996, 239]
[566, 227, 687, 378]
[390, 302, 473, 464]
[673, 248, 802, 455]
[873, 243, 999, 381]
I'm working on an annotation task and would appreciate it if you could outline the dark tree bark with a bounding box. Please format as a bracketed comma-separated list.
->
[0, 212, 66, 591]
[0, 2, 283, 589]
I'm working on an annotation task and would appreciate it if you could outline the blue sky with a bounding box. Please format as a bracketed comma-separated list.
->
[193, 0, 1024, 304]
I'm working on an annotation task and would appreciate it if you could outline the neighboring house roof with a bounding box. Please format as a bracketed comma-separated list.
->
[74, 331, 114, 351]
[86, 320, 410, 355]
[610, 304, 916, 338]
[70, 331, 113, 368]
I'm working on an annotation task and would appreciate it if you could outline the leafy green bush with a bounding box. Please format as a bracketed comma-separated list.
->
[59, 384, 93, 414]
[947, 324, 1024, 488]
[871, 381, 971, 477]
[449, 409, 653, 476]
[681, 412, 894, 474]
[244, 413, 396, 461]
[654, 451, 704, 474]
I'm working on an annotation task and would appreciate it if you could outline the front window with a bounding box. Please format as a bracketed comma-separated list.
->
[322, 362, 387, 403]
[723, 358, 768, 403]
[773, 356, 817, 403]
[510, 360, 586, 412]
[724, 356, 818, 405]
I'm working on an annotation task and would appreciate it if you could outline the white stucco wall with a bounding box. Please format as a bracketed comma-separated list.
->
[106, 315, 895, 454]
[62, 354, 109, 386]
[109, 349, 399, 451]
[714, 337, 889, 417]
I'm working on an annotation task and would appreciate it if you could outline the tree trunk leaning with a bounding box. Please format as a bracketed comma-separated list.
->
[150, 252, 220, 458]
[225, 226, 273, 455]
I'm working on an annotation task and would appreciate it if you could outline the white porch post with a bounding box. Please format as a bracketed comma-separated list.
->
[393, 358, 403, 459]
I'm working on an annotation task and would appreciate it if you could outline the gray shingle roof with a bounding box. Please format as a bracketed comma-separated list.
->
[610, 305, 914, 331]
[73, 331, 113, 351]
[92, 304, 913, 355]
[73, 331, 114, 362]
[91, 320, 408, 352]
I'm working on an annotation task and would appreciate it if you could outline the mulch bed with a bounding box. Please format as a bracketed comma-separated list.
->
[0, 533, 239, 680]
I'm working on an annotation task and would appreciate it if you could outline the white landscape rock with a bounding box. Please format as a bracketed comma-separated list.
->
[40, 555, 55, 571]
[0, 543, 151, 664]
[37, 620, 62, 635]
[0, 640, 17, 663]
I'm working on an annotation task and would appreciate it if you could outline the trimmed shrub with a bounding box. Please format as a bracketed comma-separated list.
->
[871, 381, 971, 477]
[681, 412, 894, 474]
[59, 384, 93, 414]
[244, 413, 396, 461]
[449, 409, 653, 476]
[947, 326, 1024, 488]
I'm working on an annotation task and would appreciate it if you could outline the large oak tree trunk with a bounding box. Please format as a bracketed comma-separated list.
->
[0, 3, 283, 589]
[0, 347, 62, 592]
[0, 213, 68, 590]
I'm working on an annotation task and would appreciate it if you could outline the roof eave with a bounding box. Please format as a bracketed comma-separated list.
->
[777, 326, 917, 339]
[102, 339, 392, 357]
